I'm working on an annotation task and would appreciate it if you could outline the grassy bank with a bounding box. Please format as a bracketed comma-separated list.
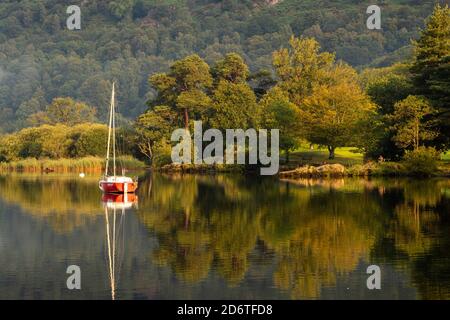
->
[283, 146, 364, 167]
[0, 156, 146, 173]
[278, 146, 450, 178]
[279, 161, 450, 179]
[443, 151, 450, 161]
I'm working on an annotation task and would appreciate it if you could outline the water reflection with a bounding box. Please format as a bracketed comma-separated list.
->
[0, 173, 449, 299]
[102, 193, 138, 300]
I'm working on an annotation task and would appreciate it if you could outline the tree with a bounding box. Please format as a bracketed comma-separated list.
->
[300, 65, 375, 159]
[210, 80, 259, 130]
[361, 64, 414, 160]
[134, 105, 177, 163]
[0, 133, 20, 161]
[363, 64, 414, 115]
[71, 124, 109, 157]
[149, 55, 213, 130]
[272, 36, 334, 105]
[33, 125, 71, 158]
[0, 0, 442, 133]
[27, 97, 97, 126]
[411, 4, 450, 147]
[248, 69, 277, 99]
[390, 95, 437, 151]
[80, 77, 111, 121]
[212, 53, 249, 84]
[108, 0, 134, 19]
[260, 87, 301, 163]
[15, 87, 47, 128]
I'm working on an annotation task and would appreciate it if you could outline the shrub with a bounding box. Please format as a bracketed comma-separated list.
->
[72, 124, 108, 157]
[402, 147, 440, 176]
[375, 162, 406, 176]
[151, 140, 173, 167]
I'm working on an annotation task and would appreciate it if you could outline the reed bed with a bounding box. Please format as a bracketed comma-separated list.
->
[0, 156, 146, 173]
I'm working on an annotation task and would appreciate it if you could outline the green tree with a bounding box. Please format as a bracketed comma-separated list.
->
[149, 54, 213, 130]
[15, 87, 47, 128]
[411, 4, 450, 147]
[390, 95, 437, 151]
[80, 77, 111, 121]
[361, 64, 414, 160]
[212, 53, 249, 84]
[210, 80, 259, 130]
[71, 124, 108, 157]
[134, 105, 177, 163]
[108, 0, 134, 19]
[27, 98, 97, 126]
[260, 87, 301, 163]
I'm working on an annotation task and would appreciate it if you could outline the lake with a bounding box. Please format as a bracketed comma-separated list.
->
[0, 173, 449, 300]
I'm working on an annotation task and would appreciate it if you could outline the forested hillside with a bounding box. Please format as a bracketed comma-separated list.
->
[0, 0, 445, 132]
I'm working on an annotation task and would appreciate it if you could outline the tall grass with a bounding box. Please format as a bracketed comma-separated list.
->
[0, 156, 146, 173]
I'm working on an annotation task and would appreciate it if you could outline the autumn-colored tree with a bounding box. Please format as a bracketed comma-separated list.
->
[300, 64, 375, 159]
[272, 36, 334, 105]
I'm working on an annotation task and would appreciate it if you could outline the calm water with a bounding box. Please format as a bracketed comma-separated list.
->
[0, 173, 449, 300]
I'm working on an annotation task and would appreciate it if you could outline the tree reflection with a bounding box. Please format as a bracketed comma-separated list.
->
[137, 175, 450, 299]
[0, 174, 102, 233]
[1, 173, 449, 299]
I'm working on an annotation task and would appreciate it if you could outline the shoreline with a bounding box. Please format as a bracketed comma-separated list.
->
[1, 158, 449, 178]
[157, 162, 450, 178]
[0, 156, 146, 173]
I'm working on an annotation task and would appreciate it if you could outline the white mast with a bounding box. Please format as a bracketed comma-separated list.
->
[112, 84, 117, 177]
[105, 83, 115, 177]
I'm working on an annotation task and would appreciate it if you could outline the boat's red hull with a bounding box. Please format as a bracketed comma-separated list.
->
[102, 193, 138, 203]
[99, 181, 138, 194]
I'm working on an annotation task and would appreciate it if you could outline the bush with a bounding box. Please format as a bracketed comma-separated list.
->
[151, 140, 173, 167]
[402, 147, 440, 176]
[152, 154, 173, 167]
[72, 124, 108, 157]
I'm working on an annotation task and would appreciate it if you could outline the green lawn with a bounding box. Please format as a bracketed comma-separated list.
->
[282, 145, 364, 167]
[282, 146, 450, 168]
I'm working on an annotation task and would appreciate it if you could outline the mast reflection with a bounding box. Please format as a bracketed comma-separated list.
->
[102, 193, 138, 300]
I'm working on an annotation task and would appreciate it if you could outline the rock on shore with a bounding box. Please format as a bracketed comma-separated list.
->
[279, 164, 346, 178]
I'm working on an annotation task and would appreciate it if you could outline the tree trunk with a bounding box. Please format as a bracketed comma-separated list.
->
[328, 146, 335, 160]
[285, 148, 290, 164]
[415, 119, 419, 150]
[184, 108, 189, 130]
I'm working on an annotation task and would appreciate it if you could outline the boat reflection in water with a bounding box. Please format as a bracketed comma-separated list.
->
[102, 193, 138, 300]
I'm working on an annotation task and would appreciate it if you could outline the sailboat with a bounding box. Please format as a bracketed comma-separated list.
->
[99, 83, 138, 194]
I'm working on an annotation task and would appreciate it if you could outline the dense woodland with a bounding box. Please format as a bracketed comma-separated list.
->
[0, 1, 449, 173]
[0, 0, 445, 129]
